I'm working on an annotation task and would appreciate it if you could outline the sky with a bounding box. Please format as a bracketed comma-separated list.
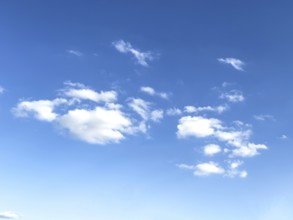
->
[0, 1, 293, 219]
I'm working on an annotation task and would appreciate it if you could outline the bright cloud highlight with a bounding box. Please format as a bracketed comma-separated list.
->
[218, 57, 245, 71]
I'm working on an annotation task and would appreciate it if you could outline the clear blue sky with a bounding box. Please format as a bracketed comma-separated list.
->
[0, 1, 293, 219]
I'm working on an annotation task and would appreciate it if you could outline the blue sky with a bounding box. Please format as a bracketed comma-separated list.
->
[0, 1, 293, 219]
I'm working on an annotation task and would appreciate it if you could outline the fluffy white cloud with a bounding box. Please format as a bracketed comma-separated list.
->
[203, 144, 221, 156]
[218, 58, 245, 71]
[140, 86, 168, 99]
[13, 98, 68, 122]
[178, 162, 225, 176]
[177, 116, 222, 138]
[66, 50, 83, 57]
[113, 40, 154, 66]
[231, 143, 268, 157]
[128, 98, 150, 120]
[0, 212, 20, 219]
[64, 88, 117, 103]
[220, 90, 244, 103]
[177, 116, 267, 158]
[184, 104, 228, 114]
[58, 106, 132, 144]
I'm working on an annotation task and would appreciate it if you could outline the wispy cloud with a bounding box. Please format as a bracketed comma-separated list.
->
[254, 114, 275, 121]
[218, 58, 245, 71]
[66, 50, 83, 57]
[140, 86, 169, 99]
[0, 212, 20, 219]
[112, 40, 154, 66]
[0, 86, 5, 94]
[166, 108, 182, 116]
[220, 90, 245, 103]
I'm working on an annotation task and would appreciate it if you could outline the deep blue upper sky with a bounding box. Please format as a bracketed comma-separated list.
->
[0, 1, 293, 220]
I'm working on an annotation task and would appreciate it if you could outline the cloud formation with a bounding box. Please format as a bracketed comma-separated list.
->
[220, 90, 245, 103]
[218, 58, 245, 71]
[203, 144, 222, 156]
[113, 40, 154, 66]
[0, 212, 20, 219]
[0, 86, 4, 94]
[13, 82, 163, 144]
[66, 50, 83, 57]
[140, 86, 168, 99]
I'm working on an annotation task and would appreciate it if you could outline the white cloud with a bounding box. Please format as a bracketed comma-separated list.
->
[128, 98, 151, 120]
[178, 162, 225, 176]
[184, 104, 229, 114]
[220, 90, 244, 103]
[140, 86, 155, 95]
[177, 116, 267, 158]
[203, 144, 222, 156]
[166, 108, 182, 116]
[140, 86, 169, 99]
[280, 134, 288, 139]
[218, 57, 245, 71]
[64, 88, 117, 103]
[58, 106, 132, 144]
[150, 109, 164, 122]
[226, 160, 248, 178]
[254, 114, 275, 121]
[66, 50, 83, 57]
[112, 40, 154, 67]
[13, 98, 68, 122]
[0, 212, 20, 219]
[177, 116, 222, 138]
[231, 143, 268, 157]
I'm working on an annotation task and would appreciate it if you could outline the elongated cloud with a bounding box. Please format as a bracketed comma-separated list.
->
[66, 50, 83, 57]
[140, 86, 168, 99]
[218, 58, 245, 71]
[0, 212, 20, 219]
[178, 162, 225, 176]
[113, 40, 154, 66]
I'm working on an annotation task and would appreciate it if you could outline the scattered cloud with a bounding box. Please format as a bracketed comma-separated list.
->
[112, 40, 154, 66]
[254, 114, 275, 121]
[280, 134, 288, 139]
[177, 116, 267, 158]
[140, 86, 169, 99]
[66, 50, 83, 57]
[203, 144, 222, 156]
[220, 90, 245, 103]
[184, 104, 229, 114]
[13, 98, 68, 122]
[226, 160, 248, 178]
[218, 58, 245, 71]
[178, 161, 225, 176]
[0, 212, 20, 219]
[166, 108, 182, 116]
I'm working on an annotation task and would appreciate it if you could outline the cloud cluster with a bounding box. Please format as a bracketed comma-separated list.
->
[218, 57, 245, 71]
[13, 82, 163, 144]
[0, 212, 20, 219]
[113, 40, 155, 66]
[12, 81, 268, 178]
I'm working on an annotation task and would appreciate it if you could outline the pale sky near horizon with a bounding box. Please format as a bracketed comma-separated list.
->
[0, 1, 293, 219]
